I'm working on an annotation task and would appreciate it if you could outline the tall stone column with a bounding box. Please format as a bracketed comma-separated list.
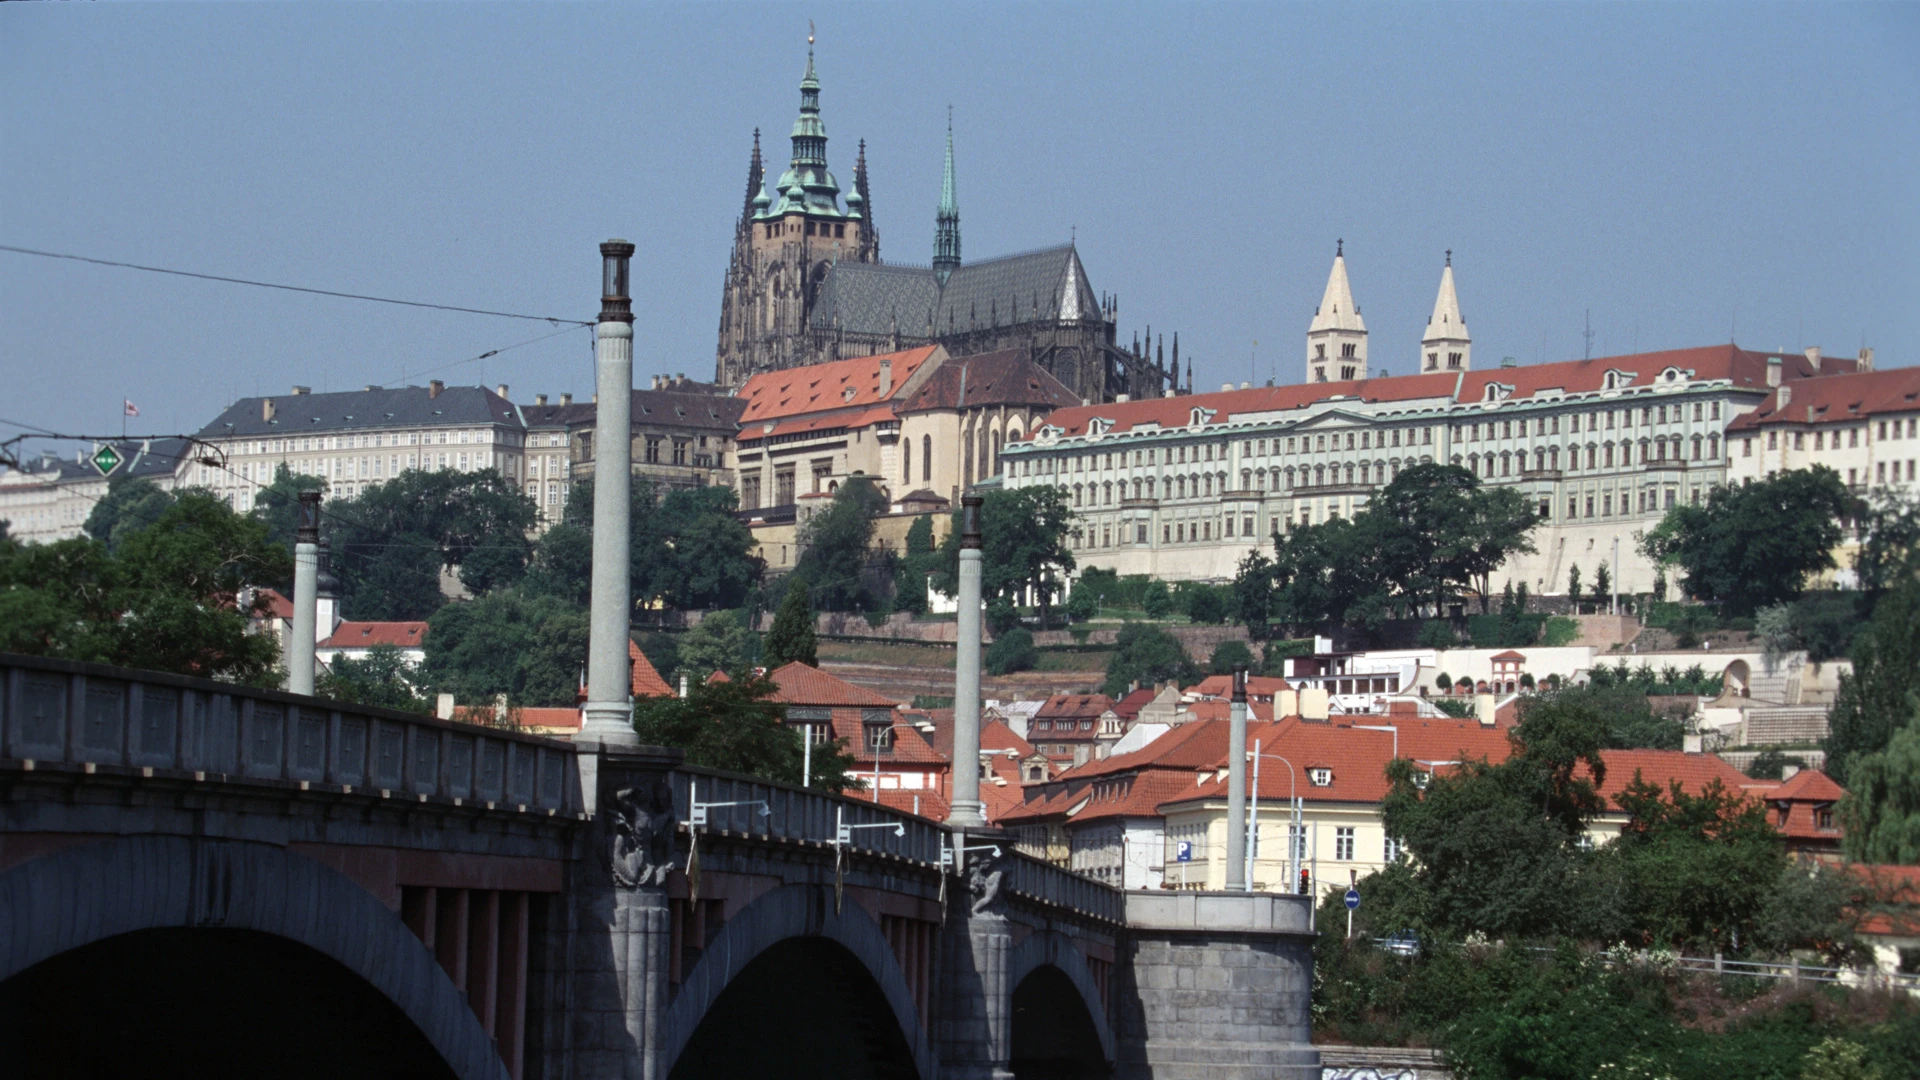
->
[1225, 664, 1248, 891]
[582, 240, 640, 749]
[288, 490, 321, 695]
[947, 495, 986, 827]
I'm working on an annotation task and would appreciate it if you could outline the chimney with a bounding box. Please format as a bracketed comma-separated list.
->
[1500, 356, 1518, 368]
[1163, 389, 1176, 399]
[560, 393, 573, 406]
[1777, 385, 1792, 409]
[429, 380, 444, 398]
[1220, 383, 1233, 392]
[291, 385, 310, 395]
[1858, 346, 1875, 372]
[878, 358, 893, 397]
[1765, 357, 1782, 388]
[535, 394, 548, 406]
[1115, 393, 1129, 403]
[1275, 689, 1299, 717]
[1804, 346, 1822, 372]
[495, 384, 509, 399]
[263, 398, 277, 422]
[1475, 693, 1497, 727]
[675, 373, 686, 385]
[1781, 762, 1800, 778]
[1300, 687, 1330, 721]
[436, 693, 455, 720]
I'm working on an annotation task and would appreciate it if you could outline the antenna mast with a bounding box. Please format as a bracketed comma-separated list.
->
[1583, 309, 1595, 361]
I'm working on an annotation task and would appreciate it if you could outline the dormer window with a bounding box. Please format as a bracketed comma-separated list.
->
[1309, 768, 1332, 787]
[1189, 407, 1216, 428]
[1603, 370, 1635, 391]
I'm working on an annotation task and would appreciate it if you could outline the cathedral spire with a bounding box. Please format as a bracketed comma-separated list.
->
[933, 107, 961, 283]
[741, 129, 765, 221]
[1420, 251, 1471, 372]
[1305, 240, 1368, 383]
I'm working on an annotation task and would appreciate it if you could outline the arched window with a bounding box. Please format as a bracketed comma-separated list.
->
[903, 438, 912, 484]
[1103, 482, 1112, 505]
[980, 429, 994, 477]
[922, 435, 932, 482]
[1314, 465, 1325, 486]
[1707, 434, 1719, 459]
[1073, 484, 1082, 506]
[1549, 446, 1560, 470]
[1285, 467, 1295, 489]
[1691, 436, 1702, 461]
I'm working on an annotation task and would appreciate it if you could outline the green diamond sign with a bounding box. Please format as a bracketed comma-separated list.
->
[89, 445, 123, 476]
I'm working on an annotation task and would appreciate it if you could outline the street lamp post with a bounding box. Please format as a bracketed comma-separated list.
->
[1246, 738, 1299, 897]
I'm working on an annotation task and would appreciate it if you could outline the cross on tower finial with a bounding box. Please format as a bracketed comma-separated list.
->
[1446, 249, 1452, 266]
[1337, 238, 1344, 257]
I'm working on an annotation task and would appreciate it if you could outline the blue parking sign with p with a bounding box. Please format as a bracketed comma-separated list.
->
[1176, 841, 1192, 862]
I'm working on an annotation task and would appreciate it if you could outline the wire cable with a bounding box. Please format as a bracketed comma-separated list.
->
[0, 243, 593, 326]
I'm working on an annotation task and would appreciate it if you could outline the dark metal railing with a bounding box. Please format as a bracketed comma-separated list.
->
[0, 653, 579, 815]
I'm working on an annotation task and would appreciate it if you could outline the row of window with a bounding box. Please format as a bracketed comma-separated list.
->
[232, 429, 501, 455]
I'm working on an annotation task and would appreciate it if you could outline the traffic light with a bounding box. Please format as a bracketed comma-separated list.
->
[1297, 869, 1310, 896]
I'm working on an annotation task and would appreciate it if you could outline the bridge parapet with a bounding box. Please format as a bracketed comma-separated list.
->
[1003, 851, 1125, 925]
[671, 767, 946, 866]
[1, 652, 580, 817]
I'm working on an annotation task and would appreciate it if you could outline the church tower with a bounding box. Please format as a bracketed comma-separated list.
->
[1421, 251, 1471, 372]
[932, 110, 961, 283]
[713, 33, 878, 387]
[1305, 241, 1368, 383]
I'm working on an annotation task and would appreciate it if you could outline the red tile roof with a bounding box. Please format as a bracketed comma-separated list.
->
[737, 346, 939, 425]
[1162, 716, 1516, 810]
[895, 349, 1080, 414]
[1030, 373, 1460, 439]
[1113, 688, 1158, 721]
[256, 588, 294, 620]
[1187, 674, 1293, 700]
[1766, 768, 1847, 803]
[1036, 693, 1116, 719]
[630, 640, 673, 699]
[514, 707, 582, 732]
[766, 662, 901, 708]
[873, 787, 950, 821]
[1725, 366, 1920, 432]
[1455, 344, 1816, 404]
[318, 621, 427, 649]
[1586, 749, 1759, 810]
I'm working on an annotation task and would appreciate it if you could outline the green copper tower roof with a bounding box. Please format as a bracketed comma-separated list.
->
[933, 108, 961, 282]
[759, 31, 847, 222]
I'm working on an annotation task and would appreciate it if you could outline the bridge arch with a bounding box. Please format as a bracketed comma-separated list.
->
[662, 883, 932, 1080]
[1006, 929, 1117, 1075]
[0, 835, 508, 1080]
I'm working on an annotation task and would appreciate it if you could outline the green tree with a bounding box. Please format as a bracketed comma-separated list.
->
[418, 591, 589, 707]
[1608, 772, 1788, 950]
[0, 490, 290, 684]
[892, 514, 938, 614]
[1066, 587, 1098, 622]
[654, 484, 762, 611]
[630, 672, 859, 791]
[1800, 1038, 1883, 1080]
[1141, 579, 1173, 619]
[794, 476, 889, 612]
[317, 644, 428, 713]
[1208, 639, 1255, 675]
[763, 580, 818, 667]
[1825, 573, 1920, 783]
[986, 596, 1021, 636]
[1853, 488, 1920, 601]
[1839, 713, 1920, 864]
[521, 517, 594, 607]
[935, 486, 1076, 623]
[1642, 467, 1854, 615]
[1233, 550, 1276, 638]
[248, 463, 329, 554]
[678, 609, 754, 679]
[1746, 747, 1809, 780]
[328, 467, 539, 617]
[1593, 562, 1612, 607]
[84, 475, 178, 552]
[1183, 583, 1230, 625]
[986, 627, 1037, 676]
[1568, 563, 1583, 610]
[1102, 622, 1199, 697]
[1417, 620, 1458, 649]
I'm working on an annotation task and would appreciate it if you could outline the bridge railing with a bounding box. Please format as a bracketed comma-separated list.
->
[671, 766, 946, 866]
[0, 653, 580, 816]
[1001, 851, 1125, 924]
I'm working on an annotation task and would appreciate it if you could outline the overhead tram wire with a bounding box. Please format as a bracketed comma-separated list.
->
[0, 244, 594, 327]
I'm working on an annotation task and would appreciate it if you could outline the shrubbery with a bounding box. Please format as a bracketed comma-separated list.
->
[986, 628, 1037, 676]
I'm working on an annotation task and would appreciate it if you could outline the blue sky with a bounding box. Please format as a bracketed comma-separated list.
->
[2, 3, 1915, 445]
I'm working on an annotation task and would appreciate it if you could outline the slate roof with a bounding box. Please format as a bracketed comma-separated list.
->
[896, 349, 1080, 414]
[197, 385, 521, 439]
[7, 437, 196, 484]
[520, 391, 744, 434]
[1725, 366, 1920, 432]
[809, 245, 1101, 337]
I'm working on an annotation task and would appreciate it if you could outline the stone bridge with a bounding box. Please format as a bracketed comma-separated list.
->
[0, 653, 1318, 1079]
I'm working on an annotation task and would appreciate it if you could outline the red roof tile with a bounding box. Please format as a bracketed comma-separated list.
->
[1187, 674, 1293, 700]
[630, 640, 673, 699]
[1725, 366, 1920, 432]
[872, 788, 950, 821]
[318, 621, 427, 649]
[1029, 373, 1460, 440]
[1113, 689, 1158, 720]
[1036, 693, 1116, 719]
[1587, 749, 1758, 809]
[767, 662, 901, 708]
[256, 588, 294, 620]
[737, 346, 939, 425]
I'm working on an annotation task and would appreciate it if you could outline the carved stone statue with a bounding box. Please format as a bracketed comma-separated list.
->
[967, 850, 1006, 917]
[610, 777, 676, 889]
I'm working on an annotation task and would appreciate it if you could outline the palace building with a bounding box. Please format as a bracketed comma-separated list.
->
[1001, 252, 1883, 597]
[712, 39, 1175, 404]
